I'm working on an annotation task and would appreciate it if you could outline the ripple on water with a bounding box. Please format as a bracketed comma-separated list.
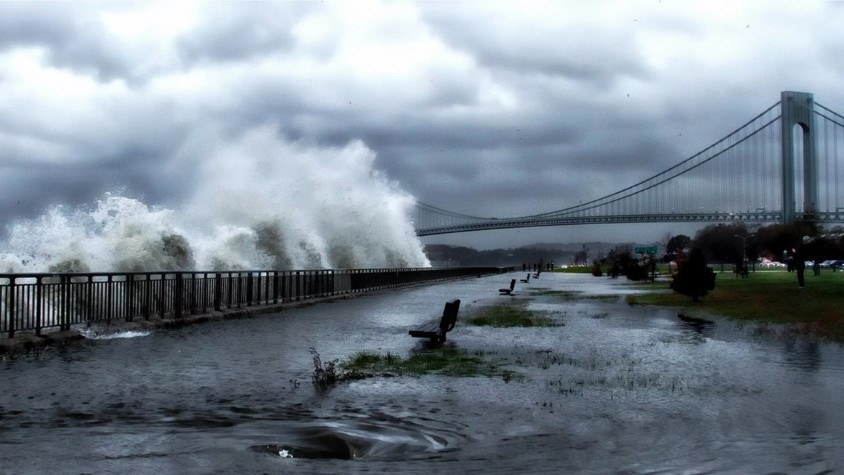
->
[249, 413, 465, 460]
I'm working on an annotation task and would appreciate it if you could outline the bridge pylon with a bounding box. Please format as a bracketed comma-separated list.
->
[781, 91, 818, 223]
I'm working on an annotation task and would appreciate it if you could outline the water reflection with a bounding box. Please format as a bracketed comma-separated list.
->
[782, 337, 821, 371]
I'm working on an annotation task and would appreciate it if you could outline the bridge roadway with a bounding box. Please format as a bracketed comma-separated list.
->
[415, 210, 844, 236]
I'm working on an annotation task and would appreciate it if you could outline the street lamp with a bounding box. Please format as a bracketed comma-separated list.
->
[734, 234, 747, 276]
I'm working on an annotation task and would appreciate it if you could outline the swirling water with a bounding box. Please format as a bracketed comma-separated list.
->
[1, 273, 842, 473]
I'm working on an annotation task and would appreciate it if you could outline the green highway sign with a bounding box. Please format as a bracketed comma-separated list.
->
[634, 246, 658, 255]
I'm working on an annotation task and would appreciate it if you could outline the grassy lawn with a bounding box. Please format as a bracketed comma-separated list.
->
[628, 270, 844, 342]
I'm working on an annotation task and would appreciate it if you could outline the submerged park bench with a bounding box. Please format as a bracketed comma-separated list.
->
[520, 274, 530, 283]
[499, 279, 516, 295]
[408, 299, 461, 343]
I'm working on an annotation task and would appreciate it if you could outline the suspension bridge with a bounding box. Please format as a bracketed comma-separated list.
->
[414, 91, 844, 236]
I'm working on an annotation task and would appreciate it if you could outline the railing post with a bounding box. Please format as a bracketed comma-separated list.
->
[61, 275, 70, 331]
[227, 273, 234, 308]
[158, 275, 166, 318]
[86, 276, 94, 326]
[272, 271, 279, 304]
[143, 274, 151, 320]
[35, 276, 42, 337]
[190, 273, 197, 315]
[8, 277, 15, 338]
[174, 272, 183, 319]
[214, 273, 222, 311]
[126, 274, 134, 322]
[105, 275, 113, 326]
[246, 272, 254, 307]
[236, 273, 243, 308]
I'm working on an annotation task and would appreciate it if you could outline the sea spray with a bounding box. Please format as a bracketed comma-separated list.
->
[0, 127, 430, 272]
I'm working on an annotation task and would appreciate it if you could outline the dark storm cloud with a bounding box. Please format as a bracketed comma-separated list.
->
[419, 3, 651, 87]
[1, 1, 843, 250]
[177, 3, 316, 63]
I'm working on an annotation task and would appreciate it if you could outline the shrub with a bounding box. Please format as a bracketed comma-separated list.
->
[670, 248, 716, 302]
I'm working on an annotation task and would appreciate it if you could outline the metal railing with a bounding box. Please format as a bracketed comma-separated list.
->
[1, 267, 509, 338]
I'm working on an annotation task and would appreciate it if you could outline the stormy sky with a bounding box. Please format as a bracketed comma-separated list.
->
[1, 1, 843, 249]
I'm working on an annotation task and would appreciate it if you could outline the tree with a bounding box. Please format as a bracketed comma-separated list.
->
[573, 245, 589, 266]
[693, 223, 748, 264]
[755, 221, 821, 263]
[604, 245, 649, 281]
[666, 234, 691, 255]
[670, 248, 716, 302]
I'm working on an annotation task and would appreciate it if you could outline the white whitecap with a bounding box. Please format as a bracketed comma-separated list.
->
[78, 329, 151, 339]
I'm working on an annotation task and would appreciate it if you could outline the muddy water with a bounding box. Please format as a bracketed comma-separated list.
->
[1, 273, 842, 473]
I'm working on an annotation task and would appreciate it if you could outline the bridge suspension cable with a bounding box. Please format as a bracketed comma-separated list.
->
[415, 95, 844, 235]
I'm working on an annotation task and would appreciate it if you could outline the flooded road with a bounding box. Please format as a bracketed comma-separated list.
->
[2, 272, 843, 473]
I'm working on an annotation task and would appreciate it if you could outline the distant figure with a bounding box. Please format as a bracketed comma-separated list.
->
[523, 263, 527, 272]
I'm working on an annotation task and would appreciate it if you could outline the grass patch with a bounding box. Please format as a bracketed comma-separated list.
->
[627, 270, 844, 342]
[530, 289, 617, 302]
[583, 294, 620, 302]
[467, 303, 559, 327]
[530, 289, 581, 299]
[340, 348, 519, 380]
[556, 266, 593, 274]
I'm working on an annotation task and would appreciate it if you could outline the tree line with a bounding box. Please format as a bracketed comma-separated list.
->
[593, 222, 844, 301]
[666, 222, 844, 267]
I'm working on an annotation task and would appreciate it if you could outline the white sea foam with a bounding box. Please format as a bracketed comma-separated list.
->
[78, 329, 152, 339]
[0, 128, 430, 273]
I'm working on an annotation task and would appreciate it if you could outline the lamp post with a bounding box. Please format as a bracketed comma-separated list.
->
[734, 234, 747, 276]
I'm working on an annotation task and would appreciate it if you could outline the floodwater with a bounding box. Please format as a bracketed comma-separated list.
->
[1, 272, 843, 474]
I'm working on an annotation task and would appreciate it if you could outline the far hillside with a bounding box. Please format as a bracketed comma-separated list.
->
[423, 242, 631, 268]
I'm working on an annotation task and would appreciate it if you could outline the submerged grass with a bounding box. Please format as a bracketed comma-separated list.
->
[466, 303, 559, 327]
[530, 289, 581, 299]
[530, 289, 617, 302]
[628, 270, 844, 342]
[340, 347, 519, 380]
[556, 266, 593, 274]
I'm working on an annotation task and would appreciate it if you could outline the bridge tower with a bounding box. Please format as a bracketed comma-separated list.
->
[780, 91, 818, 223]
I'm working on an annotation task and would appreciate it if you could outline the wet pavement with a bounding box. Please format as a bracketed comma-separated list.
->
[1, 272, 843, 473]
